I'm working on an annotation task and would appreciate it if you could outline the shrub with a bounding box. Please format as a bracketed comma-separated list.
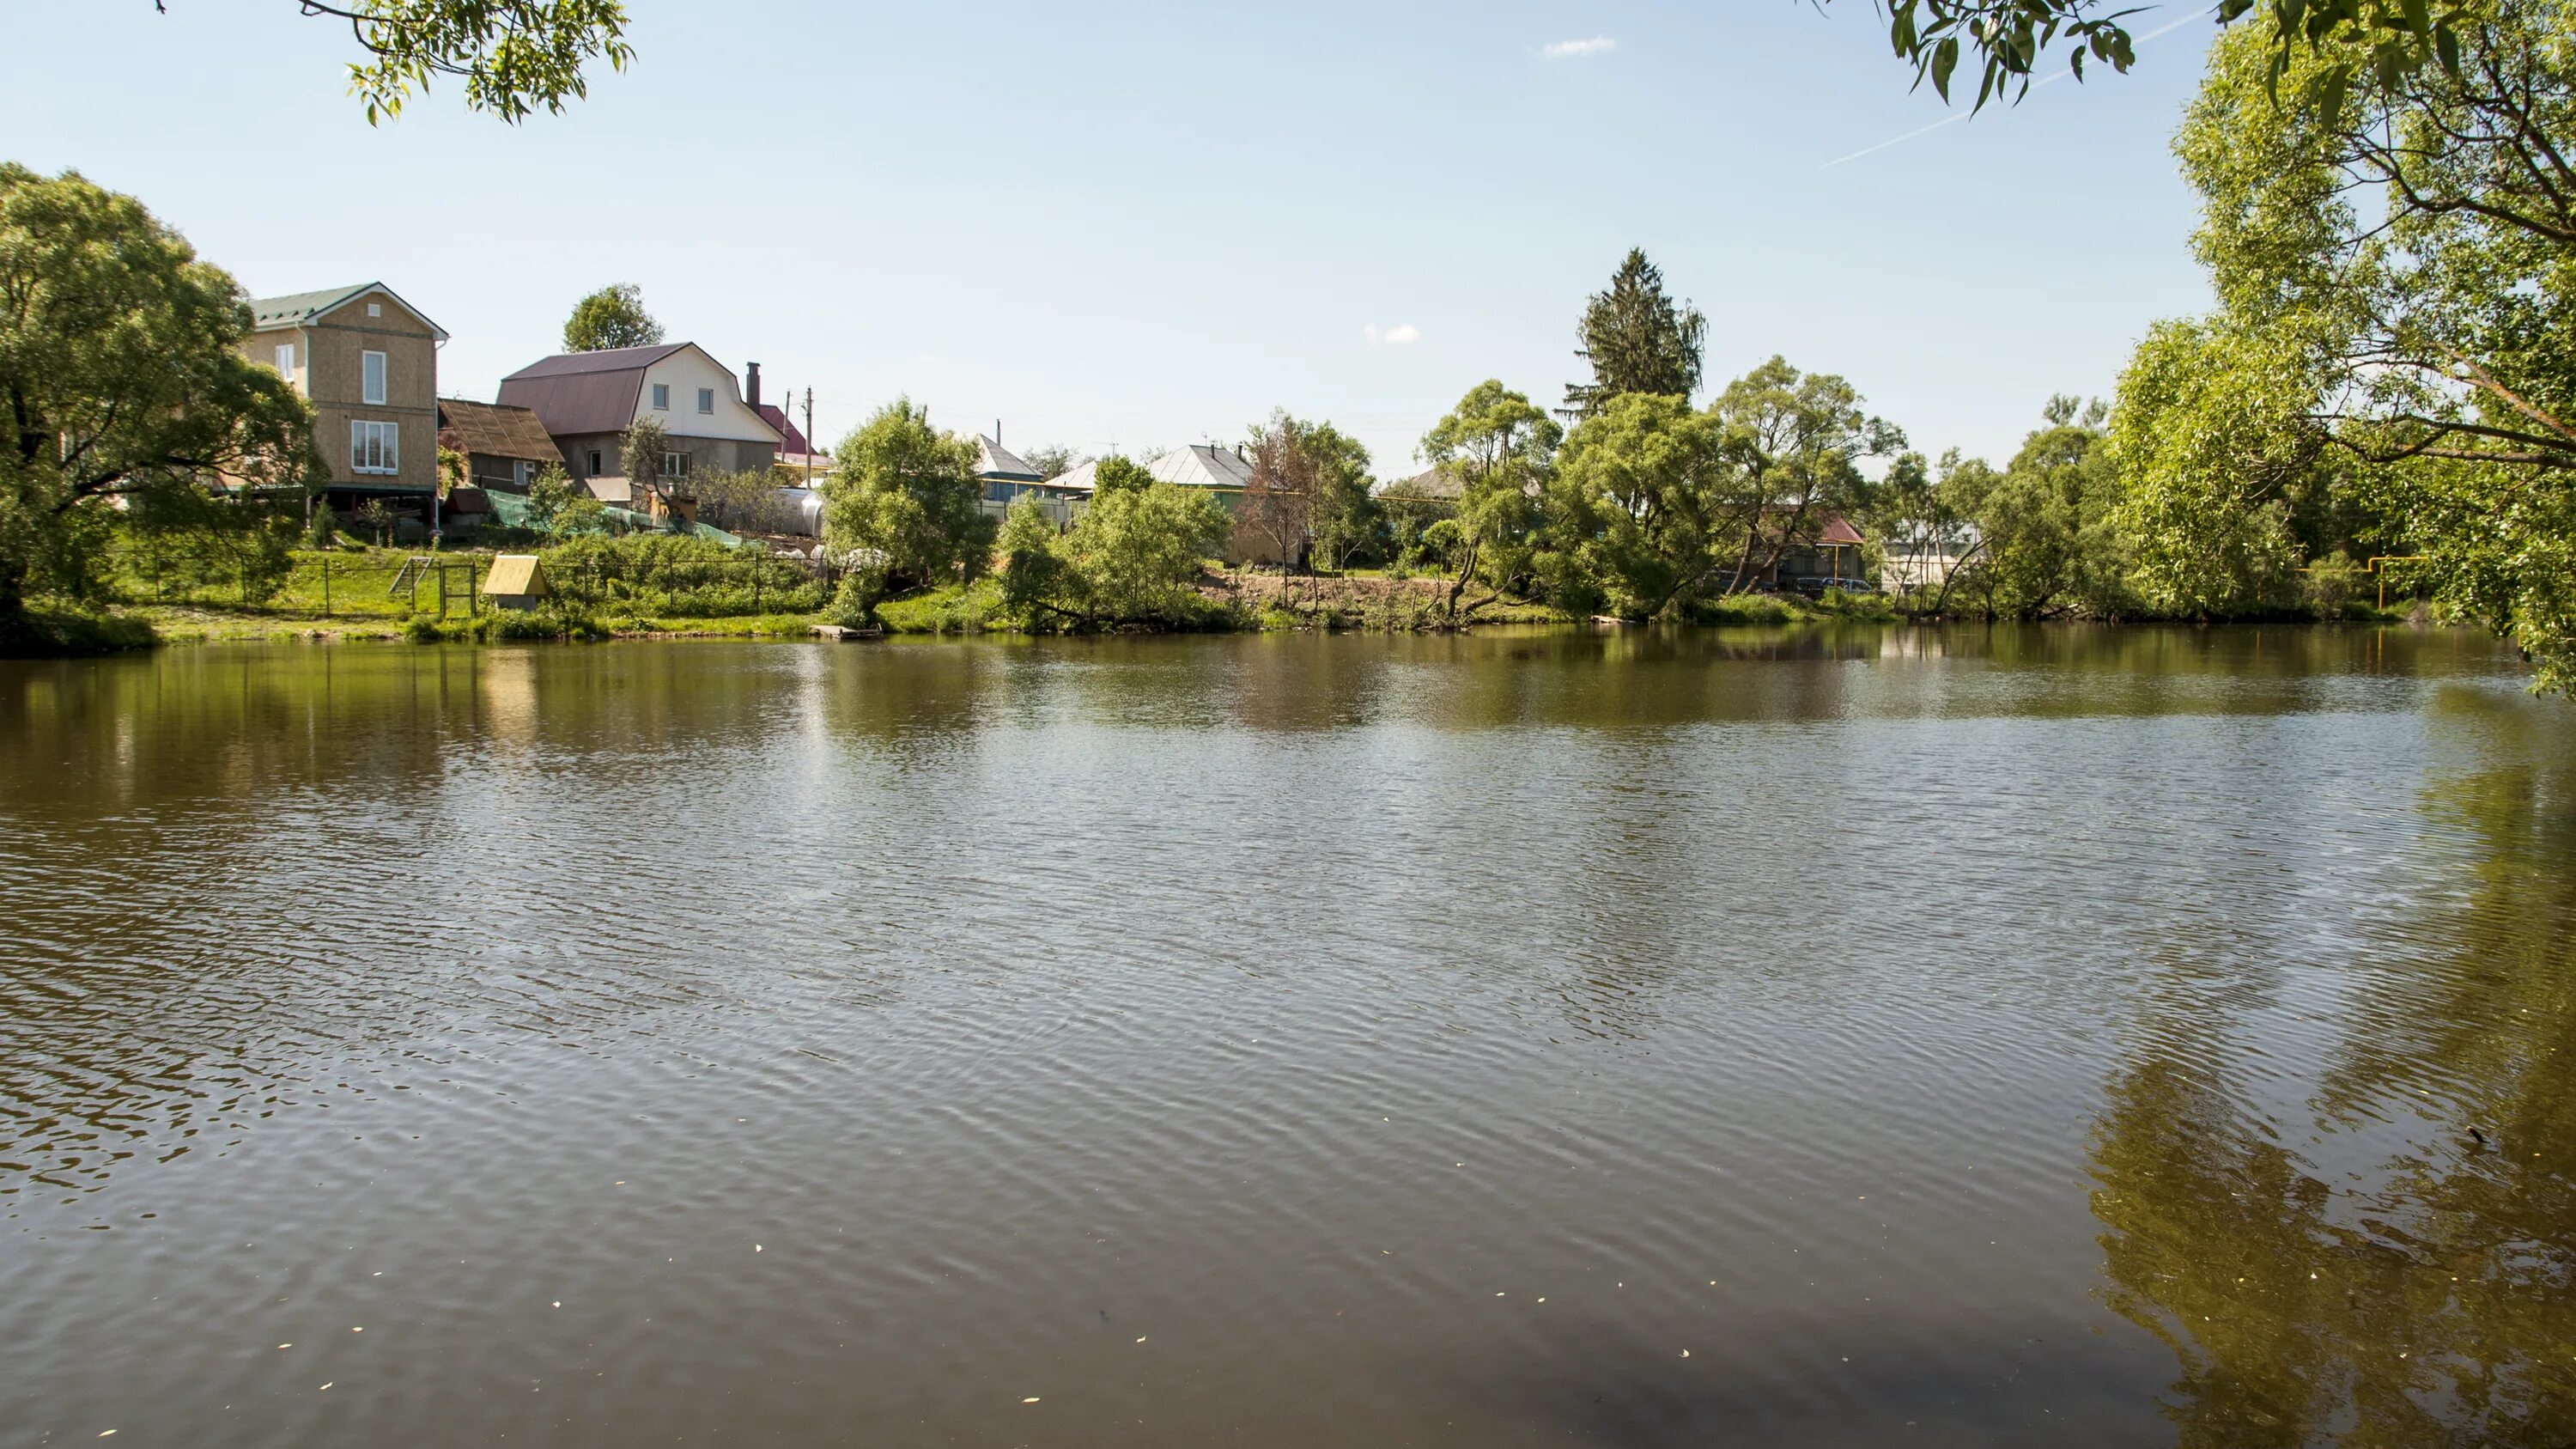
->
[876, 578, 1001, 634]
[0, 603, 157, 658]
[1820, 587, 1896, 620]
[489, 605, 602, 641]
[2302, 551, 2359, 617]
[402, 615, 444, 643]
[1693, 592, 1810, 624]
[540, 532, 823, 617]
[994, 474, 1229, 630]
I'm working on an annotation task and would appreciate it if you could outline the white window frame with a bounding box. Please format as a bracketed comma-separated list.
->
[350, 419, 400, 476]
[361, 350, 387, 405]
[696, 387, 714, 414]
[651, 383, 670, 411]
[660, 450, 690, 479]
[274, 343, 295, 383]
[513, 459, 532, 489]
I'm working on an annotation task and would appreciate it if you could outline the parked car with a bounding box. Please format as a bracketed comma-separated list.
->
[1787, 575, 1876, 598]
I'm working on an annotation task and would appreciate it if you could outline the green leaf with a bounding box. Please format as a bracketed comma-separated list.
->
[1932, 36, 1960, 100]
[2314, 64, 2348, 128]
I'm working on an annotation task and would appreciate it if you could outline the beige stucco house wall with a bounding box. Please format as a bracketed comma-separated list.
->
[243, 283, 446, 506]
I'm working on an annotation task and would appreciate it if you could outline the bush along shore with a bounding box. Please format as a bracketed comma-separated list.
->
[20, 523, 2423, 654]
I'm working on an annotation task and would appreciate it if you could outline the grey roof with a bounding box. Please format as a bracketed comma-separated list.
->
[1051, 445, 1254, 495]
[1381, 465, 1463, 500]
[1151, 444, 1253, 490]
[974, 433, 1042, 482]
[246, 282, 448, 339]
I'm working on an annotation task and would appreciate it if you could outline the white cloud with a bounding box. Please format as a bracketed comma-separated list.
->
[1363, 322, 1422, 345]
[1540, 36, 1615, 59]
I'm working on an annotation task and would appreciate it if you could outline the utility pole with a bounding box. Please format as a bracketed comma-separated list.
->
[803, 387, 815, 487]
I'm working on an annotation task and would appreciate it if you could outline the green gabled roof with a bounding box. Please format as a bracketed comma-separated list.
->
[246, 283, 449, 339]
[248, 284, 370, 329]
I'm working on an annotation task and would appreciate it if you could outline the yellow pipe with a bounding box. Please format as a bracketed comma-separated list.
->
[2368, 555, 2427, 611]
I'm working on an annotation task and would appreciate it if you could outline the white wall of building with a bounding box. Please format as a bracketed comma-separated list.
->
[635, 346, 780, 444]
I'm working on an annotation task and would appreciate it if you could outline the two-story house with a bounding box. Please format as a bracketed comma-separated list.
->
[495, 344, 781, 505]
[244, 283, 446, 528]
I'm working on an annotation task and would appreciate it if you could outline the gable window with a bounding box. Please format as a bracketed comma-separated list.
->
[274, 343, 295, 382]
[660, 451, 690, 479]
[366, 301, 381, 318]
[651, 383, 670, 411]
[696, 387, 714, 413]
[361, 350, 387, 405]
[349, 419, 399, 475]
[586, 450, 603, 477]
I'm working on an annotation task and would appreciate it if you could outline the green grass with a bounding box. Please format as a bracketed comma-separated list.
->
[1689, 592, 1818, 624]
[876, 579, 1007, 635]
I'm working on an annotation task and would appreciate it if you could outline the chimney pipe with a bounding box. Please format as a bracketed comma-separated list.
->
[746, 362, 762, 410]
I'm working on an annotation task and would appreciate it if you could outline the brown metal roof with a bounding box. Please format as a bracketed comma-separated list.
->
[437, 399, 560, 462]
[1820, 516, 1866, 546]
[496, 344, 688, 436]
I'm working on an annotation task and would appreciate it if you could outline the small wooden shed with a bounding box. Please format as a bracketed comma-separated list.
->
[483, 554, 551, 612]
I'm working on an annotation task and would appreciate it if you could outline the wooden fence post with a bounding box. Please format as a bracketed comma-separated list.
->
[320, 556, 331, 617]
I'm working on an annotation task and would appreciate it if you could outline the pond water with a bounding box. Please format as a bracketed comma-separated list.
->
[2, 626, 2571, 1446]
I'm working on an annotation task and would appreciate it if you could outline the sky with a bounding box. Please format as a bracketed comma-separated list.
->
[11, 1, 2223, 476]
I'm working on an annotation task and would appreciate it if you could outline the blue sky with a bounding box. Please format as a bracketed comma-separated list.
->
[15, 1, 2221, 474]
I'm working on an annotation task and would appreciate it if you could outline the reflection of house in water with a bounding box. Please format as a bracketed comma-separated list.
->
[478, 649, 541, 744]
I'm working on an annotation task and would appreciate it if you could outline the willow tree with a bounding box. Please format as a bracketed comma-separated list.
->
[1419, 381, 1561, 618]
[1541, 393, 1755, 620]
[819, 399, 991, 594]
[1708, 356, 1902, 590]
[1, 165, 315, 636]
[2109, 5, 2576, 685]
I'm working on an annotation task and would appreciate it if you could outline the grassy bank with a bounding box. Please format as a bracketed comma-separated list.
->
[0, 604, 161, 658]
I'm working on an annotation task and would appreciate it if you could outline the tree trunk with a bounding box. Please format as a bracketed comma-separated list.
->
[0, 552, 29, 644]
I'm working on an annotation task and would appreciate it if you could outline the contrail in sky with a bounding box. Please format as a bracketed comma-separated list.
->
[1820, 9, 2210, 170]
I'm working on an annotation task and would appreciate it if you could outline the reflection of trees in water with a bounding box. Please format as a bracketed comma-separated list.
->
[2089, 694, 2576, 1445]
[0, 648, 833, 1201]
